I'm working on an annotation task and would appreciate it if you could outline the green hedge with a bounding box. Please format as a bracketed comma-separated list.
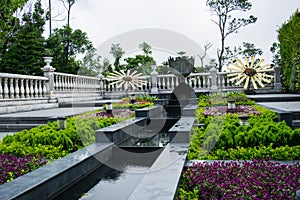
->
[0, 115, 116, 159]
[188, 95, 300, 160]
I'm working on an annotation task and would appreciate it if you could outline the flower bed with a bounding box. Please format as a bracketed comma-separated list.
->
[178, 159, 300, 200]
[178, 92, 300, 199]
[0, 109, 133, 185]
[0, 154, 47, 184]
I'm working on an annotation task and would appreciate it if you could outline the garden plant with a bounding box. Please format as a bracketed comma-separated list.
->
[178, 92, 300, 199]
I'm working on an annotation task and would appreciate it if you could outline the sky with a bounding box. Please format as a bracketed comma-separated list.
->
[42, 0, 300, 66]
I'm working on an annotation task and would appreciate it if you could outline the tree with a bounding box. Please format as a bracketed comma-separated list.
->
[46, 25, 94, 74]
[123, 42, 156, 75]
[206, 0, 257, 71]
[222, 42, 263, 68]
[0, 0, 28, 58]
[197, 42, 213, 70]
[277, 9, 300, 92]
[109, 43, 125, 72]
[139, 42, 152, 55]
[0, 0, 46, 75]
[60, 0, 77, 27]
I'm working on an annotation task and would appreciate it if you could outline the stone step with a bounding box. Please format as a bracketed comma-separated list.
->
[0, 102, 58, 115]
[292, 112, 300, 120]
[0, 116, 50, 125]
[292, 120, 300, 129]
[247, 94, 300, 102]
[0, 124, 45, 132]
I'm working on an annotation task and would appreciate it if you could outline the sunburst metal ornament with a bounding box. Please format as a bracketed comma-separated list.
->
[105, 70, 148, 90]
[227, 56, 274, 90]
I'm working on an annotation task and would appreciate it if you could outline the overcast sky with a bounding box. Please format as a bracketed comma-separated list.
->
[44, 0, 300, 66]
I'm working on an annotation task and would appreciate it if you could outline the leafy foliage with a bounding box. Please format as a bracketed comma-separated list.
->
[46, 25, 94, 74]
[0, 154, 47, 185]
[0, 113, 117, 159]
[188, 94, 299, 160]
[178, 159, 300, 199]
[206, 0, 257, 71]
[0, 0, 45, 75]
[278, 9, 300, 92]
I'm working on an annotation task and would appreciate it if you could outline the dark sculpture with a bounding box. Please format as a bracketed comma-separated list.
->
[168, 56, 194, 77]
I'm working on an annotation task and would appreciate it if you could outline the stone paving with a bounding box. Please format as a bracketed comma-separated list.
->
[257, 101, 300, 112]
[0, 100, 120, 140]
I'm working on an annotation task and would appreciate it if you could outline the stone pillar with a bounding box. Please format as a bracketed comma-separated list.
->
[97, 72, 104, 99]
[273, 64, 282, 92]
[150, 65, 159, 94]
[210, 60, 218, 91]
[42, 57, 56, 102]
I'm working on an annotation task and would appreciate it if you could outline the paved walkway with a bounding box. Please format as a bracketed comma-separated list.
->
[257, 101, 300, 112]
[0, 100, 121, 140]
[0, 100, 120, 118]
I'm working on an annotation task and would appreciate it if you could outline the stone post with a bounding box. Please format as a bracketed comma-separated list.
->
[150, 65, 159, 94]
[97, 72, 104, 99]
[273, 64, 282, 92]
[42, 57, 56, 102]
[210, 60, 218, 91]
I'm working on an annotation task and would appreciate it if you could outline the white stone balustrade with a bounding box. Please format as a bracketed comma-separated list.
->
[0, 59, 279, 103]
[53, 72, 101, 93]
[0, 73, 48, 100]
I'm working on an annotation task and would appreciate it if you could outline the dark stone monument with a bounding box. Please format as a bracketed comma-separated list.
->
[166, 56, 195, 118]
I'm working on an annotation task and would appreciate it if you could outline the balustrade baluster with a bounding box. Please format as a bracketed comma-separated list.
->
[20, 79, 25, 98]
[30, 80, 34, 98]
[70, 77, 75, 92]
[9, 78, 15, 99]
[25, 80, 30, 98]
[43, 80, 47, 97]
[61, 76, 66, 91]
[4, 78, 9, 99]
[34, 80, 39, 98]
[57, 75, 61, 91]
[14, 79, 20, 99]
[38, 80, 43, 97]
[0, 78, 3, 99]
[67, 77, 71, 91]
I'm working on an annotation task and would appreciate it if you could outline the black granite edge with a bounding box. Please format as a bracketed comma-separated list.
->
[0, 142, 113, 200]
[185, 160, 300, 167]
[168, 117, 196, 132]
[256, 103, 291, 114]
[128, 143, 190, 200]
[97, 117, 147, 132]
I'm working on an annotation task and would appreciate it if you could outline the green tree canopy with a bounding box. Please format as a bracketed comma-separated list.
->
[206, 0, 257, 71]
[278, 9, 300, 92]
[46, 25, 94, 74]
[0, 0, 45, 75]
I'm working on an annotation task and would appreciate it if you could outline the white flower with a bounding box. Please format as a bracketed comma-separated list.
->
[227, 56, 274, 89]
[105, 70, 148, 90]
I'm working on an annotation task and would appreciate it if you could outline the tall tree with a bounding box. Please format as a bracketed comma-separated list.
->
[139, 42, 152, 56]
[124, 42, 155, 75]
[0, 0, 46, 75]
[278, 9, 300, 92]
[206, 0, 257, 71]
[46, 25, 94, 74]
[0, 0, 28, 58]
[223, 42, 263, 67]
[78, 48, 102, 76]
[197, 42, 213, 70]
[109, 43, 125, 72]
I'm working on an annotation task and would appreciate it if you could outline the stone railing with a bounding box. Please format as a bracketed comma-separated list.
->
[0, 57, 283, 103]
[53, 72, 101, 93]
[0, 73, 48, 100]
[103, 64, 281, 95]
